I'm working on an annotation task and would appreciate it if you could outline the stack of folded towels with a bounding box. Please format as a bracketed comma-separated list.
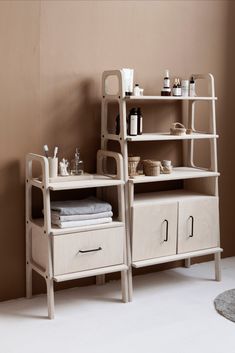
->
[50, 197, 113, 229]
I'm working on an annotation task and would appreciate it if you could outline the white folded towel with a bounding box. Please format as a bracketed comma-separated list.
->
[51, 211, 113, 222]
[52, 217, 112, 229]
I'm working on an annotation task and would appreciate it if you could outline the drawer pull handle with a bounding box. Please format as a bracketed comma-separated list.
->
[189, 216, 194, 237]
[163, 219, 169, 242]
[78, 247, 102, 254]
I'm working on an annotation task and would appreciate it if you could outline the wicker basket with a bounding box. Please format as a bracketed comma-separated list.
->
[128, 156, 140, 177]
[170, 122, 186, 136]
[143, 160, 161, 176]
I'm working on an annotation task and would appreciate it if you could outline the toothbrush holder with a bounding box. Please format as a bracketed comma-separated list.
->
[48, 157, 58, 178]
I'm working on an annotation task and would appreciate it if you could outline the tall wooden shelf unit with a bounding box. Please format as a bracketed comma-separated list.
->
[26, 150, 129, 319]
[101, 70, 222, 300]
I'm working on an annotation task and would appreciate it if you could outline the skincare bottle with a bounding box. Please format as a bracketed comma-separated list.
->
[128, 108, 138, 136]
[161, 69, 171, 96]
[137, 107, 143, 135]
[177, 79, 182, 96]
[173, 78, 182, 96]
[181, 80, 189, 97]
[134, 84, 141, 96]
[189, 76, 196, 97]
[164, 69, 170, 88]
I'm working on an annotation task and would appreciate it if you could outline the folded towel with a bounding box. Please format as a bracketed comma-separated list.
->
[52, 217, 112, 229]
[50, 197, 112, 216]
[51, 211, 113, 222]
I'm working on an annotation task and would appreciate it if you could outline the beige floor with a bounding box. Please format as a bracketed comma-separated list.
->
[0, 257, 235, 353]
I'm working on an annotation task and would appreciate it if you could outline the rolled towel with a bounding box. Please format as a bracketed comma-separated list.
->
[51, 211, 113, 222]
[50, 197, 112, 216]
[52, 217, 112, 229]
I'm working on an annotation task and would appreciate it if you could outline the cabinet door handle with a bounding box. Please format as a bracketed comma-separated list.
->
[163, 219, 169, 242]
[78, 246, 102, 254]
[189, 216, 194, 237]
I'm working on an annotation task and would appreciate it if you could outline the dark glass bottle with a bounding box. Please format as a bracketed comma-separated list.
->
[127, 108, 138, 136]
[137, 107, 143, 135]
[115, 114, 120, 135]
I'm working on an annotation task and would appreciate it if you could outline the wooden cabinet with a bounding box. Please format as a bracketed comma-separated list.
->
[132, 192, 220, 265]
[132, 202, 178, 261]
[178, 197, 219, 253]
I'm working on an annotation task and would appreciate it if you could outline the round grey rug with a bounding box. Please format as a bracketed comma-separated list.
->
[214, 289, 235, 322]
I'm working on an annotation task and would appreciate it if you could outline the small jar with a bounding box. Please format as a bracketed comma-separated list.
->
[134, 84, 141, 96]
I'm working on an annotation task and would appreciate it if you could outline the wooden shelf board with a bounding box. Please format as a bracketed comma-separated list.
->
[47, 175, 124, 190]
[133, 189, 216, 206]
[132, 247, 223, 268]
[30, 175, 124, 191]
[31, 218, 124, 235]
[125, 95, 217, 101]
[53, 264, 128, 282]
[129, 167, 220, 184]
[126, 132, 218, 142]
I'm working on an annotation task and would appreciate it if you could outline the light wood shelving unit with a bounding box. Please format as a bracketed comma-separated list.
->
[101, 70, 222, 300]
[26, 70, 222, 318]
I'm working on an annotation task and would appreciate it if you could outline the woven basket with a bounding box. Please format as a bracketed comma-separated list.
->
[170, 122, 186, 136]
[128, 156, 140, 177]
[143, 160, 161, 176]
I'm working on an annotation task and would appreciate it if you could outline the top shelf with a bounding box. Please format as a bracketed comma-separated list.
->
[31, 174, 124, 191]
[124, 95, 217, 101]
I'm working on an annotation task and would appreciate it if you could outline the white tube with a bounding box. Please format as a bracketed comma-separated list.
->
[122, 68, 134, 95]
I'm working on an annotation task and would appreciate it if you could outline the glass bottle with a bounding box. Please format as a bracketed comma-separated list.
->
[71, 148, 84, 175]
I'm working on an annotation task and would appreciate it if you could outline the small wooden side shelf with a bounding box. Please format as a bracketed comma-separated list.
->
[25, 150, 129, 319]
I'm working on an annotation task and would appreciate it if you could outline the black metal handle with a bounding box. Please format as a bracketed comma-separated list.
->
[189, 216, 194, 237]
[163, 219, 169, 242]
[78, 246, 102, 254]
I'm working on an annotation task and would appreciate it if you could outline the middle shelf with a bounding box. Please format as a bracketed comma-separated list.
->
[126, 132, 218, 142]
[129, 167, 219, 184]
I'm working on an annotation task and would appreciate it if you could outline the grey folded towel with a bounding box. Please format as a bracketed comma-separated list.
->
[50, 197, 112, 216]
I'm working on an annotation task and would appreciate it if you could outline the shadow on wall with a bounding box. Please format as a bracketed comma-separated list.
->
[41, 77, 101, 173]
[0, 160, 25, 301]
[32, 77, 103, 296]
[0, 76, 102, 301]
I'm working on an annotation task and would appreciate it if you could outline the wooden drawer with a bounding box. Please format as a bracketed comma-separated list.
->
[132, 202, 178, 261]
[53, 227, 124, 275]
[178, 196, 219, 253]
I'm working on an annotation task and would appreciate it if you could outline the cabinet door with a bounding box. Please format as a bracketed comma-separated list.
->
[178, 197, 219, 254]
[132, 202, 178, 261]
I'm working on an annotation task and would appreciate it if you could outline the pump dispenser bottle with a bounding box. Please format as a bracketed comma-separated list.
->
[161, 69, 171, 96]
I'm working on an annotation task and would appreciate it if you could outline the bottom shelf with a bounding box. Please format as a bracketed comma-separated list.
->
[132, 247, 223, 268]
[53, 264, 128, 282]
